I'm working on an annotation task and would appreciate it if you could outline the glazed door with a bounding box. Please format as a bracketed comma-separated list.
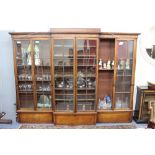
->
[114, 39, 135, 109]
[32, 40, 52, 110]
[53, 39, 75, 112]
[15, 40, 34, 109]
[76, 38, 98, 112]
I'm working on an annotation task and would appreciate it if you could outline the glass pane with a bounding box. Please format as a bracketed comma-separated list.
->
[77, 39, 97, 111]
[115, 40, 134, 109]
[16, 41, 32, 81]
[34, 40, 52, 109]
[16, 41, 31, 66]
[115, 76, 132, 92]
[15, 40, 34, 109]
[37, 94, 52, 109]
[115, 93, 130, 109]
[54, 39, 74, 112]
[19, 93, 34, 109]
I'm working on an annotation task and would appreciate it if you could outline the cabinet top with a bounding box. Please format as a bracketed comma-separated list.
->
[50, 28, 101, 34]
[9, 28, 140, 36]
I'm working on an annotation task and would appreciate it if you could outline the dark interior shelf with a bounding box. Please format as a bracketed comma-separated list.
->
[99, 69, 114, 71]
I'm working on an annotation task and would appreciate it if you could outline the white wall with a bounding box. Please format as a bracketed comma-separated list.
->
[0, 0, 155, 121]
[0, 31, 16, 123]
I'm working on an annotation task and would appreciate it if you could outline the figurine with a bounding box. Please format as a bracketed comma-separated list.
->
[98, 59, 103, 69]
[117, 64, 120, 70]
[98, 98, 106, 109]
[103, 63, 107, 69]
[111, 60, 114, 69]
[105, 95, 112, 109]
[106, 60, 111, 69]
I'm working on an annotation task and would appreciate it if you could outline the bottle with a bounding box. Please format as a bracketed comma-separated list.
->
[125, 97, 129, 108]
[82, 104, 86, 111]
[125, 59, 130, 70]
[116, 97, 121, 108]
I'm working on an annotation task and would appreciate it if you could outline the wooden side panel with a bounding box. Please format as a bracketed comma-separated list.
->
[18, 112, 53, 123]
[54, 113, 97, 125]
[99, 39, 115, 61]
[97, 111, 132, 123]
[98, 72, 114, 99]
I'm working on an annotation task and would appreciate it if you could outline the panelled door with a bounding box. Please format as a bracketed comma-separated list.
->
[114, 39, 136, 109]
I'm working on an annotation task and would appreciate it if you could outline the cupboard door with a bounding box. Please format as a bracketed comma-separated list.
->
[15, 40, 34, 109]
[53, 39, 74, 112]
[115, 40, 134, 109]
[76, 39, 97, 111]
[33, 40, 52, 110]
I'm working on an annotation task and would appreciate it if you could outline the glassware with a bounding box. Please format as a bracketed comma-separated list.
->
[125, 59, 130, 69]
[66, 104, 70, 111]
[103, 63, 107, 69]
[98, 98, 106, 109]
[82, 104, 86, 111]
[116, 97, 121, 108]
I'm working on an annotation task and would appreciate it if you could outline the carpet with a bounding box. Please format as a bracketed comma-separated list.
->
[19, 124, 136, 129]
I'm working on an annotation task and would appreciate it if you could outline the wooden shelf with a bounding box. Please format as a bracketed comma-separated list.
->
[54, 57, 73, 59]
[54, 45, 73, 47]
[99, 69, 114, 71]
[19, 91, 33, 93]
[55, 94, 73, 96]
[77, 45, 96, 48]
[78, 65, 96, 67]
[117, 75, 132, 77]
[35, 65, 50, 67]
[77, 55, 96, 58]
[77, 88, 95, 90]
[18, 80, 32, 82]
[55, 75, 73, 78]
[17, 65, 32, 67]
[97, 109, 132, 112]
[55, 88, 73, 90]
[115, 92, 131, 94]
[36, 91, 51, 94]
[117, 69, 132, 71]
[54, 65, 73, 67]
[77, 93, 95, 96]
[55, 99, 73, 101]
[17, 109, 53, 113]
[77, 99, 95, 101]
[36, 80, 51, 82]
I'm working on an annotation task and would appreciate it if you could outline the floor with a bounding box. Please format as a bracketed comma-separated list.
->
[0, 120, 148, 129]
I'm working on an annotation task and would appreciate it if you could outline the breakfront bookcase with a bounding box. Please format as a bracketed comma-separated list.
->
[10, 28, 139, 124]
